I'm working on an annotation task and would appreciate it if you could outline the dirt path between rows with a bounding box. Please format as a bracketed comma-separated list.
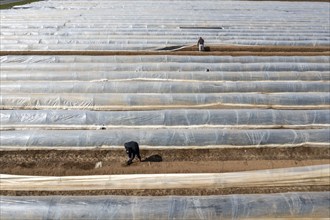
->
[1, 45, 329, 56]
[1, 147, 329, 196]
[2, 147, 329, 176]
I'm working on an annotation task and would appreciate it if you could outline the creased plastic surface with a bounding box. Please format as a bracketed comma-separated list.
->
[1, 93, 329, 110]
[1, 55, 329, 110]
[1, 55, 329, 149]
[1, 165, 329, 191]
[1, 192, 329, 219]
[2, 81, 330, 93]
[1, 70, 329, 82]
[1, 129, 329, 149]
[1, 109, 329, 128]
[2, 60, 329, 72]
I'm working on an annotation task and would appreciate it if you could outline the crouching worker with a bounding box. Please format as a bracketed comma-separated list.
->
[197, 37, 205, 51]
[124, 141, 142, 165]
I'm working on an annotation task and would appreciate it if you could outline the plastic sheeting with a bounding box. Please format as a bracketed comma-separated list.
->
[2, 81, 330, 93]
[1, 55, 329, 83]
[2, 61, 329, 72]
[1, 93, 329, 110]
[1, 165, 329, 191]
[1, 192, 329, 219]
[2, 70, 329, 81]
[1, 109, 329, 129]
[1, 1, 329, 50]
[1, 128, 329, 149]
[2, 55, 330, 63]
[1, 54, 329, 148]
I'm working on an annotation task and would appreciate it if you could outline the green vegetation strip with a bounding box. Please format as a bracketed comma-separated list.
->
[0, 0, 41, 10]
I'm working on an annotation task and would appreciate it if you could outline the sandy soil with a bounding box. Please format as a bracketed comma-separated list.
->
[1, 45, 329, 57]
[1, 147, 329, 176]
[1, 147, 329, 195]
[3, 186, 328, 196]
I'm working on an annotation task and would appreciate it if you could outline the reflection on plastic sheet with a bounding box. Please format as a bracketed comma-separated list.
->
[0, 128, 329, 148]
[1, 192, 329, 219]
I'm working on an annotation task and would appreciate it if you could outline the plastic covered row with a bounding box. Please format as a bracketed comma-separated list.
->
[1, 165, 329, 191]
[1, 109, 329, 128]
[1, 192, 329, 219]
[2, 70, 329, 81]
[1, 93, 329, 110]
[2, 55, 329, 63]
[2, 81, 329, 93]
[1, 128, 328, 148]
[2, 62, 329, 72]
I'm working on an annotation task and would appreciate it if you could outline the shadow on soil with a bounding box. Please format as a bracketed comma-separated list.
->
[142, 154, 163, 162]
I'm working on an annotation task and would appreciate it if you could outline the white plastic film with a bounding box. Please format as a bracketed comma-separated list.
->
[1, 53, 329, 148]
[0, 128, 328, 149]
[1, 93, 329, 110]
[2, 70, 329, 82]
[2, 55, 330, 63]
[1, 56, 329, 84]
[1, 61, 329, 72]
[1, 192, 329, 219]
[1, 109, 329, 129]
[2, 81, 330, 93]
[1, 165, 329, 191]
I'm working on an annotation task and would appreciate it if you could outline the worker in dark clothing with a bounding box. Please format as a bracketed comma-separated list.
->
[197, 37, 205, 51]
[124, 141, 142, 165]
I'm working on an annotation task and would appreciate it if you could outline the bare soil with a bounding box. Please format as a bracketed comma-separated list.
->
[1, 147, 329, 195]
[1, 45, 329, 57]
